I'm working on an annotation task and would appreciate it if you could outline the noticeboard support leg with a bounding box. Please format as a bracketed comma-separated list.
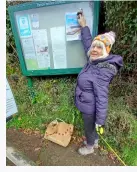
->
[27, 77, 37, 104]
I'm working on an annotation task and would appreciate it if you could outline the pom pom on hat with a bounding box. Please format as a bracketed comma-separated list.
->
[105, 31, 116, 45]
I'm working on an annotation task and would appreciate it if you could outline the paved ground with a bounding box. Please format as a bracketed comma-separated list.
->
[6, 128, 120, 166]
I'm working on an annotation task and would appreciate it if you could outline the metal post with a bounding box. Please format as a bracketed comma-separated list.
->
[27, 77, 37, 104]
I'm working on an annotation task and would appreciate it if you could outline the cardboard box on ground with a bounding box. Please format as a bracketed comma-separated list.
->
[44, 120, 74, 147]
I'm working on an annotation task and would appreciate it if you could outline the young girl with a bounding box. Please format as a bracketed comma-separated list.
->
[75, 13, 123, 155]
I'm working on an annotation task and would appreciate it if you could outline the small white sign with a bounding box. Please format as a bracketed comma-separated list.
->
[6, 79, 18, 118]
[31, 13, 39, 29]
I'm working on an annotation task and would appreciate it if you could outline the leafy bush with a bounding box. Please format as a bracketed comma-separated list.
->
[104, 1, 137, 73]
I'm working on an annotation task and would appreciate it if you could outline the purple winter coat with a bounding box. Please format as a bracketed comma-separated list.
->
[75, 26, 123, 125]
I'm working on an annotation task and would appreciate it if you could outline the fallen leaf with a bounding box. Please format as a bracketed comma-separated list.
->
[34, 131, 40, 135]
[34, 147, 41, 151]
[41, 134, 44, 138]
[81, 136, 86, 140]
[108, 153, 115, 160]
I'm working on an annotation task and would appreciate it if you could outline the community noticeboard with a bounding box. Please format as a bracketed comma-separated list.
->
[8, 1, 99, 76]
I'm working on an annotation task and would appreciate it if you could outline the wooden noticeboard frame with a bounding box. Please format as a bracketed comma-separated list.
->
[8, 1, 100, 77]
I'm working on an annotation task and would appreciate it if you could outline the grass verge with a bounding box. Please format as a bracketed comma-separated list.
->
[6, 74, 137, 166]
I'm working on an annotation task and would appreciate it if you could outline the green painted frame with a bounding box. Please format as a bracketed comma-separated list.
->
[8, 0, 100, 76]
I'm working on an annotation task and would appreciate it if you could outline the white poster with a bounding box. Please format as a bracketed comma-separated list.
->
[36, 54, 50, 69]
[50, 26, 67, 69]
[21, 38, 36, 59]
[65, 12, 81, 41]
[32, 29, 50, 69]
[6, 79, 18, 118]
[30, 13, 39, 29]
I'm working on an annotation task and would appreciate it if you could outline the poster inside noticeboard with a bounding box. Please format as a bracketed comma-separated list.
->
[14, 1, 94, 71]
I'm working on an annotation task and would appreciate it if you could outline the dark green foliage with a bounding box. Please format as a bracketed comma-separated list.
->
[104, 1, 137, 73]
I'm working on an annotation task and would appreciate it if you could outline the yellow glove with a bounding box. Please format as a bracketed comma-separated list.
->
[96, 124, 104, 135]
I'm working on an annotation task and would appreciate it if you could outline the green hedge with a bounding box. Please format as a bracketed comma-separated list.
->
[104, 1, 137, 73]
